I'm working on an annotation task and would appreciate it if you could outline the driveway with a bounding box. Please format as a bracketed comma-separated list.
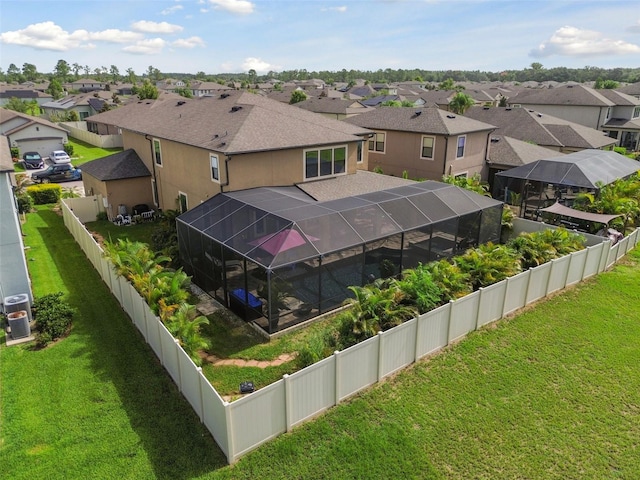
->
[26, 161, 85, 196]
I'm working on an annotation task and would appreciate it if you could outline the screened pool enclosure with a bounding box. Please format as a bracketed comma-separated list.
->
[177, 181, 503, 334]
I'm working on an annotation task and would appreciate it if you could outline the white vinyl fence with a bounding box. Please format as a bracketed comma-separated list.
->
[61, 199, 640, 464]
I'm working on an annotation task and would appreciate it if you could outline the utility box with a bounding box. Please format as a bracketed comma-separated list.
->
[7, 310, 30, 339]
[4, 294, 32, 321]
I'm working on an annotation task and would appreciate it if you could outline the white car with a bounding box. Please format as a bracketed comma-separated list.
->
[50, 150, 71, 164]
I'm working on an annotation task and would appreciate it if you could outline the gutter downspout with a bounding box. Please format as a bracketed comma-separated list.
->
[221, 154, 232, 193]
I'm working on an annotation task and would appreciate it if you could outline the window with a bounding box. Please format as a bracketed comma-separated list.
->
[606, 107, 611, 120]
[421, 136, 435, 159]
[210, 154, 219, 182]
[304, 146, 347, 179]
[357, 141, 363, 163]
[456, 135, 466, 158]
[153, 139, 162, 166]
[633, 106, 640, 119]
[151, 179, 158, 206]
[368, 132, 385, 152]
[178, 192, 188, 213]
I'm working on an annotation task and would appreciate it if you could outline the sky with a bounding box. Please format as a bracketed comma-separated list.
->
[1, 0, 639, 76]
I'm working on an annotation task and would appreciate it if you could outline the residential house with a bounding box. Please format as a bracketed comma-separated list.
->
[0, 110, 69, 157]
[0, 136, 33, 306]
[84, 91, 371, 213]
[66, 78, 105, 92]
[343, 106, 496, 181]
[188, 81, 233, 97]
[463, 106, 616, 153]
[80, 149, 153, 220]
[42, 91, 116, 120]
[617, 82, 640, 99]
[597, 89, 640, 151]
[293, 97, 373, 120]
[0, 86, 53, 108]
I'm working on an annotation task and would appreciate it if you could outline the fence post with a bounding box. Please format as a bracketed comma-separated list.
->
[283, 374, 292, 432]
[334, 351, 341, 405]
[224, 401, 235, 464]
[446, 299, 454, 344]
[476, 287, 484, 330]
[377, 331, 385, 382]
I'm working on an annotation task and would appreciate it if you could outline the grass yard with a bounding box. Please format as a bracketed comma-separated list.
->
[66, 138, 122, 167]
[2, 204, 639, 479]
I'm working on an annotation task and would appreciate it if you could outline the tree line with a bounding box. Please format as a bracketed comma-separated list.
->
[2, 60, 639, 87]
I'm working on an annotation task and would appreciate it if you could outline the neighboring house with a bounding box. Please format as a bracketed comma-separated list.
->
[463, 106, 616, 153]
[0, 110, 69, 157]
[66, 78, 105, 92]
[84, 91, 371, 213]
[508, 84, 615, 131]
[189, 81, 233, 97]
[617, 82, 640, 99]
[597, 89, 640, 151]
[0, 136, 33, 306]
[293, 97, 373, 120]
[0, 87, 53, 108]
[42, 91, 115, 120]
[344, 106, 496, 181]
[361, 95, 406, 107]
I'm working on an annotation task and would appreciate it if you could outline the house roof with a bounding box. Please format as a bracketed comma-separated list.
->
[487, 135, 565, 167]
[602, 117, 640, 130]
[79, 149, 151, 181]
[509, 84, 615, 107]
[343, 106, 495, 135]
[596, 89, 640, 106]
[85, 91, 370, 155]
[616, 82, 640, 96]
[293, 97, 371, 115]
[495, 149, 640, 189]
[463, 106, 615, 149]
[0, 135, 14, 172]
[0, 109, 68, 135]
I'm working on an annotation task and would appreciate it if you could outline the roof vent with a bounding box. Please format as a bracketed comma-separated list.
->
[505, 107, 512, 111]
[537, 113, 543, 117]
[491, 137, 500, 143]
[220, 93, 230, 99]
[414, 110, 422, 116]
[230, 105, 243, 112]
[446, 114, 456, 119]
[177, 100, 186, 106]
[483, 106, 489, 110]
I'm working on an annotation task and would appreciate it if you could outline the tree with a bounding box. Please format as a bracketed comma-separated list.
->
[22, 63, 38, 81]
[125, 68, 136, 84]
[54, 59, 71, 81]
[109, 65, 120, 83]
[448, 92, 475, 114]
[46, 78, 64, 100]
[247, 68, 257, 84]
[132, 79, 159, 100]
[289, 90, 307, 104]
[6, 63, 21, 83]
[530, 62, 544, 71]
[175, 87, 192, 98]
[438, 78, 455, 90]
[72, 63, 81, 78]
[4, 97, 29, 113]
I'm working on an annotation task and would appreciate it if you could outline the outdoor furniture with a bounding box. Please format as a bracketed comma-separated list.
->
[229, 288, 263, 320]
[141, 210, 155, 222]
[114, 214, 132, 226]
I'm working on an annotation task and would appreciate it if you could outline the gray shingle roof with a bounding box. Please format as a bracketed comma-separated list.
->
[487, 135, 564, 167]
[463, 107, 614, 149]
[80, 149, 150, 181]
[343, 106, 495, 135]
[294, 97, 370, 115]
[510, 84, 615, 107]
[85, 92, 369, 154]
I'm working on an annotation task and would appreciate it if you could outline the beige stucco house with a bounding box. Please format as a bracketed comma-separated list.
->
[344, 106, 496, 181]
[84, 91, 372, 213]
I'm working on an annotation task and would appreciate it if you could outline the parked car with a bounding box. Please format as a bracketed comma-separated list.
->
[50, 150, 71, 164]
[22, 151, 44, 169]
[31, 164, 82, 183]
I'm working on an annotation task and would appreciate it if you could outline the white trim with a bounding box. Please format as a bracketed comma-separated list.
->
[210, 154, 220, 183]
[456, 135, 466, 159]
[303, 144, 348, 181]
[368, 131, 386, 154]
[178, 191, 188, 213]
[420, 135, 435, 160]
[153, 138, 163, 167]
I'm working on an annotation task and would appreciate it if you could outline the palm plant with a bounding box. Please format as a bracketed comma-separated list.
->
[421, 260, 472, 302]
[165, 303, 210, 366]
[393, 265, 442, 313]
[455, 243, 522, 290]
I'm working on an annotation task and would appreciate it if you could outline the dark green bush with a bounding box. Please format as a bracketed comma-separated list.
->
[63, 143, 74, 156]
[16, 193, 34, 214]
[27, 184, 62, 204]
[96, 211, 108, 221]
[11, 147, 20, 159]
[32, 292, 75, 347]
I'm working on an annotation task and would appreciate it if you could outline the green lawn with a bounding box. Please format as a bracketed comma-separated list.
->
[2, 205, 639, 479]
[67, 138, 122, 167]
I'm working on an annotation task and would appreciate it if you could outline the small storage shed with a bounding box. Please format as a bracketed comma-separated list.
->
[177, 181, 503, 335]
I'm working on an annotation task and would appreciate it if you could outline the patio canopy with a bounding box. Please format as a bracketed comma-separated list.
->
[495, 149, 640, 190]
[539, 202, 621, 225]
[178, 181, 503, 269]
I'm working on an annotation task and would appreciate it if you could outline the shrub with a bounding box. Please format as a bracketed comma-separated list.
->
[455, 242, 522, 291]
[96, 211, 108, 221]
[27, 184, 62, 204]
[32, 292, 75, 347]
[63, 143, 74, 156]
[16, 193, 34, 214]
[11, 147, 20, 159]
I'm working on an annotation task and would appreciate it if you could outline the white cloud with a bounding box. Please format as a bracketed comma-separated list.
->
[322, 6, 347, 13]
[0, 21, 143, 51]
[122, 38, 167, 55]
[161, 5, 184, 15]
[531, 26, 640, 58]
[208, 0, 255, 15]
[242, 57, 282, 73]
[172, 36, 206, 48]
[130, 20, 183, 34]
[627, 19, 640, 34]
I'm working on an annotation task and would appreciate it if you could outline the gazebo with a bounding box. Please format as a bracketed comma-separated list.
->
[493, 149, 640, 219]
[177, 181, 503, 335]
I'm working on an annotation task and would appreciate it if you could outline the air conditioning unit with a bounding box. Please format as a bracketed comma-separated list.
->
[4, 293, 32, 321]
[7, 310, 30, 339]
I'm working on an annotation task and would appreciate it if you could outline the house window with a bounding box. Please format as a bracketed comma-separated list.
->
[368, 132, 385, 152]
[304, 145, 347, 179]
[357, 141, 363, 163]
[455, 172, 468, 179]
[421, 136, 435, 159]
[79, 112, 89, 120]
[633, 106, 640, 119]
[153, 139, 162, 166]
[151, 179, 158, 207]
[606, 107, 611, 120]
[456, 135, 466, 158]
[178, 192, 188, 213]
[210, 154, 219, 182]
